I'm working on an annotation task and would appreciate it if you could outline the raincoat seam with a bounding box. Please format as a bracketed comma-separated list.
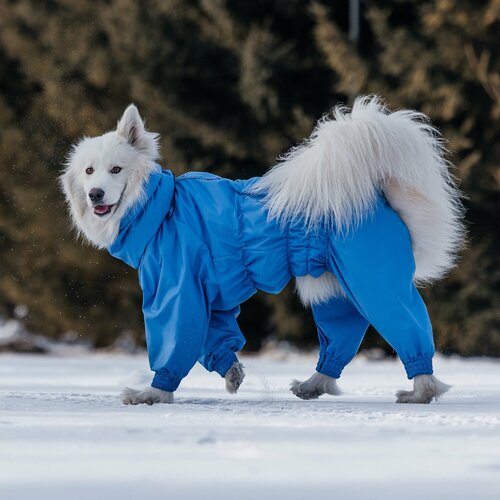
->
[166, 177, 177, 220]
[286, 222, 291, 277]
[237, 193, 255, 290]
[306, 229, 311, 275]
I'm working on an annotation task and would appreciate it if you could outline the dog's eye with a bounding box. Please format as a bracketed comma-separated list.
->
[111, 166, 122, 174]
[86, 167, 94, 175]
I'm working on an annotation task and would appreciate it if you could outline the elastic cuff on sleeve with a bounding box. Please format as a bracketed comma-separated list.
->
[316, 354, 346, 379]
[404, 356, 433, 379]
[151, 369, 182, 392]
[212, 350, 238, 378]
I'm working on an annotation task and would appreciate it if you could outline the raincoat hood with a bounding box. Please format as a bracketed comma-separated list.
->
[108, 165, 175, 268]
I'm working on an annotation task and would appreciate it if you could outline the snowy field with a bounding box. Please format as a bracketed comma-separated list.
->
[1, 352, 499, 499]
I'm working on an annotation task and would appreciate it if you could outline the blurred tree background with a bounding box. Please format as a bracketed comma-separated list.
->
[0, 0, 498, 355]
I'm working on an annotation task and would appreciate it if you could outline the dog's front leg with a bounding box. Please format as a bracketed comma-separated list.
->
[121, 386, 174, 405]
[225, 361, 245, 394]
[290, 372, 342, 400]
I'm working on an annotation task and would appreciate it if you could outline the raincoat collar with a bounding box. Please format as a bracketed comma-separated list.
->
[108, 164, 175, 268]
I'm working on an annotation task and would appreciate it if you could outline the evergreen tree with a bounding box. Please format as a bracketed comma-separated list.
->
[0, 0, 497, 354]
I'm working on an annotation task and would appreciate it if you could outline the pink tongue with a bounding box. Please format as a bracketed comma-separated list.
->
[94, 205, 109, 214]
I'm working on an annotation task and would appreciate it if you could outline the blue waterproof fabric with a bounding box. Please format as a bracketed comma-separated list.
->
[108, 165, 434, 392]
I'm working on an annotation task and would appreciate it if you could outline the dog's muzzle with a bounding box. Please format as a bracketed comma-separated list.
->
[88, 188, 114, 217]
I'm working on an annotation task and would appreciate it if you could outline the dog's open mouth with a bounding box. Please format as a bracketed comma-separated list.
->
[93, 204, 114, 217]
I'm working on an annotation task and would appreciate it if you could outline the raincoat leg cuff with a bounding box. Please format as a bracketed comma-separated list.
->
[212, 350, 238, 378]
[403, 356, 433, 380]
[315, 354, 345, 379]
[151, 369, 181, 392]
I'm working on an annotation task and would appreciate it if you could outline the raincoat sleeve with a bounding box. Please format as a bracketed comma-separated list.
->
[198, 306, 246, 377]
[139, 228, 219, 392]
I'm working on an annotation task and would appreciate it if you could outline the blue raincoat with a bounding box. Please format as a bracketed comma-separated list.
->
[109, 165, 435, 392]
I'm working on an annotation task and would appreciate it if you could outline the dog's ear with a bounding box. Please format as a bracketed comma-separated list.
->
[116, 104, 160, 160]
[117, 104, 145, 146]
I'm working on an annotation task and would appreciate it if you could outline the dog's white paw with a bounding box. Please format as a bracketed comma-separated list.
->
[225, 361, 245, 394]
[121, 386, 174, 405]
[290, 372, 342, 400]
[396, 374, 451, 404]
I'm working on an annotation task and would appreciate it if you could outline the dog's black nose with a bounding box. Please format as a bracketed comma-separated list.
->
[89, 188, 105, 203]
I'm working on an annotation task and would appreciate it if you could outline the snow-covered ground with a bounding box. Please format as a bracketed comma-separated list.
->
[1, 352, 499, 499]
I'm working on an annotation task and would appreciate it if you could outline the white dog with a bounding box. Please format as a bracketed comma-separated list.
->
[61, 97, 463, 405]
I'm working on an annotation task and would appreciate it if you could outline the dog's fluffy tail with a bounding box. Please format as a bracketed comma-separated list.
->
[250, 95, 465, 284]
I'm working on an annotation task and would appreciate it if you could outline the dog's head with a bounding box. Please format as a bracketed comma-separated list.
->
[61, 105, 160, 248]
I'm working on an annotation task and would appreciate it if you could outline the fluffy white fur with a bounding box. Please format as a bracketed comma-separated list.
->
[120, 361, 245, 405]
[290, 372, 342, 400]
[295, 271, 346, 305]
[292, 372, 450, 404]
[251, 96, 465, 306]
[60, 104, 160, 248]
[121, 386, 174, 405]
[225, 361, 246, 394]
[396, 374, 451, 404]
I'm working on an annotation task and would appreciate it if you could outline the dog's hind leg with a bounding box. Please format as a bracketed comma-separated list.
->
[290, 372, 342, 400]
[225, 361, 245, 394]
[396, 374, 451, 404]
[291, 296, 368, 400]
